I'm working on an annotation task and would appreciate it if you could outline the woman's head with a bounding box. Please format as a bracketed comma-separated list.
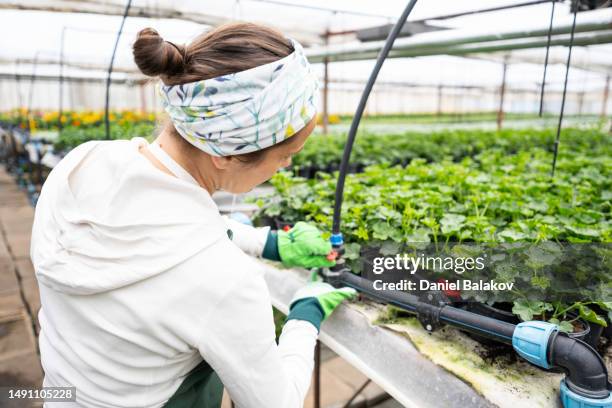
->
[133, 22, 294, 85]
[132, 22, 318, 193]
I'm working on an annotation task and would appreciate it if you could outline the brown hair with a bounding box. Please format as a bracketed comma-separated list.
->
[133, 22, 303, 164]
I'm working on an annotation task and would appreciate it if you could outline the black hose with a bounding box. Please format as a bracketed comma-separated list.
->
[440, 306, 515, 344]
[14, 60, 23, 129]
[551, 3, 578, 178]
[58, 27, 66, 134]
[104, 0, 133, 141]
[334, 270, 515, 345]
[538, 0, 556, 117]
[333, 271, 419, 312]
[25, 53, 40, 134]
[335, 269, 611, 396]
[331, 0, 419, 235]
[337, 267, 612, 396]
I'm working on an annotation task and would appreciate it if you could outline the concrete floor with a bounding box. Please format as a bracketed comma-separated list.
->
[0, 168, 43, 407]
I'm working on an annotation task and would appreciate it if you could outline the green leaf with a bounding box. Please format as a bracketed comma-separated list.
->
[380, 241, 401, 256]
[566, 225, 600, 238]
[343, 243, 361, 261]
[578, 304, 607, 327]
[557, 320, 574, 333]
[440, 213, 466, 234]
[593, 301, 612, 311]
[355, 225, 369, 240]
[531, 275, 551, 290]
[498, 229, 528, 241]
[405, 228, 430, 243]
[372, 222, 394, 240]
[512, 299, 552, 322]
[512, 299, 535, 321]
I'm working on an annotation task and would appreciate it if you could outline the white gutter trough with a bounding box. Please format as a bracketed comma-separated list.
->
[259, 260, 498, 408]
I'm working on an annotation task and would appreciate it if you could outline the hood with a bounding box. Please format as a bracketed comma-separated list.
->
[31, 139, 227, 295]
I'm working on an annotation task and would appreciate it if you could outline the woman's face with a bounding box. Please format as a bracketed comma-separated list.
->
[215, 117, 316, 193]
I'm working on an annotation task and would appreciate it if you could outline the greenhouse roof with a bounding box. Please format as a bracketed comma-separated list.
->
[0, 1, 610, 92]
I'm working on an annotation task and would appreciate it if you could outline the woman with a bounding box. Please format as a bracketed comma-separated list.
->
[31, 22, 355, 407]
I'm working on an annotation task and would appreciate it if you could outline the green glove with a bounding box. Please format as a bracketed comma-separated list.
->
[286, 271, 357, 332]
[276, 222, 336, 268]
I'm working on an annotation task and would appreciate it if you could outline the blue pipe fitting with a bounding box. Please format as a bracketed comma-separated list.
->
[512, 321, 558, 369]
[560, 379, 612, 408]
[330, 233, 344, 246]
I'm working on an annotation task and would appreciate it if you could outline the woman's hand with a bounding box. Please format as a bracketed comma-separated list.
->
[277, 222, 337, 268]
[286, 271, 357, 331]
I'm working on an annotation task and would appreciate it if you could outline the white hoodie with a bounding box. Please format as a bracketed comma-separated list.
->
[31, 137, 317, 408]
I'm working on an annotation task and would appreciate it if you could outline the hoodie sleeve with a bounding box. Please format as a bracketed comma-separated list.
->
[221, 215, 270, 258]
[197, 261, 317, 407]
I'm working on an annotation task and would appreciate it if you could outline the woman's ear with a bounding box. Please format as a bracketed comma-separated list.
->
[210, 155, 234, 170]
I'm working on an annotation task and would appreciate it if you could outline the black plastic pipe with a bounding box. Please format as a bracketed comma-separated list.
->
[25, 52, 41, 133]
[551, 4, 578, 178]
[550, 333, 611, 399]
[538, 0, 556, 117]
[338, 267, 612, 377]
[104, 0, 132, 141]
[14, 60, 23, 130]
[333, 269, 611, 396]
[58, 26, 66, 134]
[440, 305, 515, 344]
[334, 271, 418, 312]
[332, 0, 419, 235]
[333, 270, 515, 344]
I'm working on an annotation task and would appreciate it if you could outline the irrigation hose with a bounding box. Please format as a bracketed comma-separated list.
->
[25, 52, 40, 133]
[551, 1, 578, 178]
[58, 27, 66, 134]
[331, 0, 419, 236]
[539, 0, 557, 117]
[104, 0, 133, 141]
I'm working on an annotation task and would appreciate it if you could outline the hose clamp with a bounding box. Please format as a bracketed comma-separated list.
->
[416, 291, 449, 332]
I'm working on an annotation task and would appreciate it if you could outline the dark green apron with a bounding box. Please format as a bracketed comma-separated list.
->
[163, 360, 224, 408]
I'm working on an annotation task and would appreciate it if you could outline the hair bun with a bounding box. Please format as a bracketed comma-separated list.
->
[133, 27, 185, 78]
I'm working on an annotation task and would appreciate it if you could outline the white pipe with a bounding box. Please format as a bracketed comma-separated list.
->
[310, 31, 612, 66]
[392, 31, 612, 58]
[306, 9, 612, 62]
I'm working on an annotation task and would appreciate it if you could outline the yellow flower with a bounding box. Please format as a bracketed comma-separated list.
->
[42, 112, 56, 122]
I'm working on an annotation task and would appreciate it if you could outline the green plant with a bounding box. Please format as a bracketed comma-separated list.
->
[54, 122, 157, 151]
[513, 299, 612, 332]
[292, 127, 610, 172]
[255, 128, 612, 330]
